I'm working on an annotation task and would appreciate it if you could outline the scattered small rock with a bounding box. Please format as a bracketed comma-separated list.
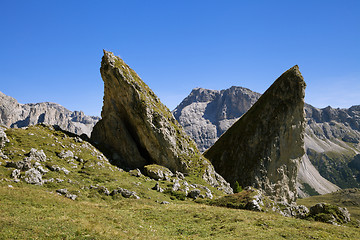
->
[97, 186, 110, 196]
[172, 180, 181, 192]
[43, 178, 54, 183]
[66, 193, 78, 200]
[175, 171, 185, 180]
[56, 188, 68, 195]
[11, 169, 21, 180]
[280, 204, 309, 218]
[47, 165, 70, 175]
[56, 189, 77, 200]
[24, 168, 43, 185]
[161, 201, 170, 204]
[0, 127, 10, 148]
[34, 163, 48, 174]
[152, 182, 164, 193]
[74, 137, 83, 143]
[144, 164, 173, 181]
[56, 178, 64, 183]
[0, 150, 8, 159]
[110, 187, 140, 199]
[188, 189, 201, 199]
[129, 168, 142, 177]
[6, 160, 32, 171]
[205, 190, 213, 199]
[28, 148, 47, 162]
[58, 150, 74, 159]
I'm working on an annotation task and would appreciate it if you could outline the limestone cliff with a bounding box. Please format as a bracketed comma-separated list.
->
[91, 50, 232, 193]
[204, 66, 306, 203]
[0, 91, 99, 137]
[303, 104, 360, 189]
[173, 87, 261, 152]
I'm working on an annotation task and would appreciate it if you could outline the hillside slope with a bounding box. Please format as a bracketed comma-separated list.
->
[0, 125, 359, 239]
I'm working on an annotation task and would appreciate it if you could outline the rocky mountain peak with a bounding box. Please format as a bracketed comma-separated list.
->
[204, 65, 306, 204]
[91, 51, 232, 193]
[173, 85, 261, 152]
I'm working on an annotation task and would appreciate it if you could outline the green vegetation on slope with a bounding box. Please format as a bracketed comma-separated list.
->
[298, 188, 360, 228]
[1, 125, 360, 239]
[1, 184, 360, 240]
[0, 125, 225, 202]
[307, 149, 360, 188]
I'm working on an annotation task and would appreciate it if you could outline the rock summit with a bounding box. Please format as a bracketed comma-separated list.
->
[204, 65, 306, 203]
[91, 50, 232, 193]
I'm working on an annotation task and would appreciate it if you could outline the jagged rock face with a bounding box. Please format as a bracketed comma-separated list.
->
[303, 104, 360, 189]
[91, 50, 232, 193]
[173, 88, 360, 196]
[204, 66, 306, 204]
[173, 87, 261, 152]
[0, 91, 99, 137]
[91, 50, 196, 172]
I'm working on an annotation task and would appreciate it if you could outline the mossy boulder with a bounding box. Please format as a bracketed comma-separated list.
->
[307, 203, 351, 225]
[144, 164, 173, 181]
[207, 187, 273, 211]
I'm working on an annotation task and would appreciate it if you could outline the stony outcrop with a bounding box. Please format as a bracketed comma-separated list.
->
[144, 164, 174, 181]
[91, 50, 232, 193]
[174, 88, 360, 196]
[0, 127, 9, 148]
[204, 66, 306, 204]
[24, 168, 43, 185]
[110, 187, 140, 199]
[307, 203, 351, 225]
[0, 91, 99, 137]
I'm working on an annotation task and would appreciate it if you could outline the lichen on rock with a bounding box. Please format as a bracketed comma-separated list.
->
[204, 65, 306, 204]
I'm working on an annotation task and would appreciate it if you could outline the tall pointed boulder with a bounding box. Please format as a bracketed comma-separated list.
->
[204, 66, 306, 203]
[91, 50, 232, 193]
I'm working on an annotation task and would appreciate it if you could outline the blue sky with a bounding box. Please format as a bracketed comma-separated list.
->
[1, 0, 359, 116]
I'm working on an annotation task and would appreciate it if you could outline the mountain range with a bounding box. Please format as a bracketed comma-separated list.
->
[1, 76, 360, 198]
[1, 51, 359, 238]
[0, 91, 99, 137]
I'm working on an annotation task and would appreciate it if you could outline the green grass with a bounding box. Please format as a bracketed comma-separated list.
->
[302, 183, 320, 197]
[1, 125, 360, 239]
[0, 125, 216, 204]
[1, 184, 360, 240]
